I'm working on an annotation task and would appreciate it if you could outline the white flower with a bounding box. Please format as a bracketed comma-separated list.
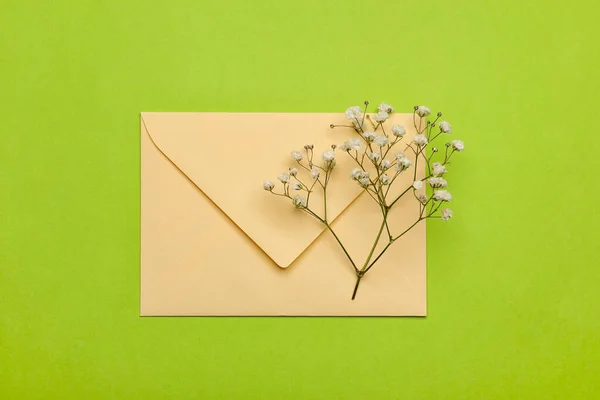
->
[417, 194, 428, 204]
[380, 174, 391, 185]
[428, 177, 448, 188]
[441, 208, 453, 221]
[432, 162, 447, 176]
[392, 125, 406, 137]
[362, 130, 376, 142]
[374, 111, 389, 123]
[432, 190, 452, 202]
[322, 150, 335, 162]
[413, 180, 423, 190]
[278, 173, 290, 183]
[263, 180, 275, 191]
[394, 151, 406, 160]
[348, 138, 362, 150]
[291, 151, 303, 161]
[311, 167, 320, 180]
[396, 157, 412, 172]
[380, 159, 391, 170]
[345, 138, 362, 151]
[358, 177, 371, 188]
[368, 152, 381, 162]
[345, 106, 362, 120]
[439, 121, 452, 133]
[289, 167, 298, 177]
[378, 103, 393, 113]
[374, 135, 389, 147]
[452, 140, 465, 152]
[413, 134, 428, 146]
[292, 195, 307, 208]
[416, 106, 431, 117]
[350, 168, 363, 180]
[350, 168, 369, 181]
[291, 182, 302, 190]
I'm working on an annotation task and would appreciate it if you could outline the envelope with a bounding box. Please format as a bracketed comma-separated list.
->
[141, 112, 426, 316]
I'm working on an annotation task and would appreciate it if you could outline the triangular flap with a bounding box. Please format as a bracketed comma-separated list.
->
[141, 112, 365, 268]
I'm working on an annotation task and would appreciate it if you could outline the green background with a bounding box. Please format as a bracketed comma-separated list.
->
[1, 0, 599, 398]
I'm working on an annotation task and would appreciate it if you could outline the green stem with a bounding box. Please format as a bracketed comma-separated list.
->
[351, 274, 363, 300]
[323, 184, 328, 221]
[361, 217, 387, 272]
[363, 217, 424, 273]
[324, 223, 359, 273]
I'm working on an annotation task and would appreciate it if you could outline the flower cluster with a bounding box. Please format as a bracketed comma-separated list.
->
[263, 101, 465, 300]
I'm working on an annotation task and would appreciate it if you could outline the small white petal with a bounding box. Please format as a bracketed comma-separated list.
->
[362, 131, 376, 142]
[413, 180, 423, 190]
[291, 151, 303, 161]
[432, 190, 452, 202]
[439, 121, 452, 134]
[413, 134, 428, 146]
[342, 138, 362, 151]
[452, 140, 465, 152]
[277, 173, 290, 183]
[350, 168, 369, 181]
[428, 177, 448, 188]
[368, 152, 381, 162]
[378, 103, 393, 113]
[391, 125, 406, 137]
[263, 180, 275, 191]
[441, 208, 453, 221]
[310, 168, 320, 180]
[395, 157, 412, 172]
[292, 195, 307, 208]
[380, 174, 391, 185]
[358, 177, 371, 188]
[374, 111, 389, 122]
[374, 135, 389, 147]
[416, 106, 431, 117]
[431, 162, 447, 176]
[345, 106, 362, 120]
[322, 150, 335, 161]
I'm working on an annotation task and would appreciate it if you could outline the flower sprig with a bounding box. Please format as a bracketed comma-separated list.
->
[263, 102, 465, 299]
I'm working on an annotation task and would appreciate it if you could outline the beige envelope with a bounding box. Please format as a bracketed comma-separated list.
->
[141, 112, 426, 316]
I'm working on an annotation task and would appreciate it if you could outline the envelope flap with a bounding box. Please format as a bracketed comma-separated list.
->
[141, 112, 366, 268]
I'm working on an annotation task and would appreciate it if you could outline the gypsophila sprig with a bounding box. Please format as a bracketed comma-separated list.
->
[263, 101, 466, 299]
